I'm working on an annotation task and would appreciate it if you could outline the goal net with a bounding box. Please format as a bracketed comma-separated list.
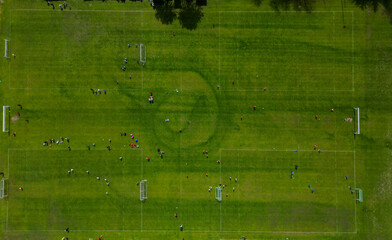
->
[354, 107, 360, 135]
[4, 39, 10, 59]
[140, 44, 146, 64]
[3, 106, 10, 133]
[1, 178, 8, 199]
[140, 180, 147, 201]
[215, 187, 222, 202]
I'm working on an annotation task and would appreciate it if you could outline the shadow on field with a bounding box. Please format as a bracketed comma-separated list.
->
[178, 2, 204, 30]
[155, 4, 177, 25]
[153, 0, 204, 30]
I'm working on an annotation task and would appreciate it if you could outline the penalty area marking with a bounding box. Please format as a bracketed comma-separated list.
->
[6, 229, 357, 234]
[219, 148, 357, 234]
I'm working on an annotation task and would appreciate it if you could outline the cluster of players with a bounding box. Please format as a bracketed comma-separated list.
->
[46, 1, 71, 11]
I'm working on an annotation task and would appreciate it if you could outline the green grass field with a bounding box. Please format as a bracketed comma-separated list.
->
[1, 0, 392, 239]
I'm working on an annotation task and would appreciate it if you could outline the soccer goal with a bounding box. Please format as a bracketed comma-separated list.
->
[0, 178, 8, 199]
[140, 180, 147, 201]
[215, 187, 222, 202]
[4, 39, 10, 59]
[354, 107, 360, 135]
[3, 106, 10, 133]
[140, 44, 146, 64]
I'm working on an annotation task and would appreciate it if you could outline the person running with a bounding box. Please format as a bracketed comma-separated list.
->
[87, 146, 90, 151]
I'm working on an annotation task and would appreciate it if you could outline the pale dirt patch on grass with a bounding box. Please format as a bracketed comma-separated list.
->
[11, 115, 19, 123]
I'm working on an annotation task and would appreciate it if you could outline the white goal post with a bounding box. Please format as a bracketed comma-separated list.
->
[140, 44, 146, 64]
[215, 187, 222, 202]
[0, 178, 8, 199]
[4, 39, 10, 59]
[354, 107, 360, 135]
[3, 106, 10, 133]
[140, 180, 147, 201]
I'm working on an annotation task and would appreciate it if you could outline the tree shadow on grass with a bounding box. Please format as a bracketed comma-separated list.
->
[178, 2, 204, 30]
[155, 3, 177, 25]
[253, 0, 263, 7]
[269, 0, 315, 13]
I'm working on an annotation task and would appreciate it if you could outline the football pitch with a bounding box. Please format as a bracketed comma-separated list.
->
[1, 0, 392, 240]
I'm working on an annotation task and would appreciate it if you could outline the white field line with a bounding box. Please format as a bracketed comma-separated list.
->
[12, 9, 155, 13]
[11, 9, 354, 13]
[236, 12, 239, 90]
[354, 142, 357, 233]
[219, 11, 354, 13]
[8, 87, 143, 91]
[6, 229, 357, 234]
[220, 89, 354, 92]
[8, 10, 12, 90]
[333, 12, 336, 92]
[218, 11, 221, 94]
[220, 148, 355, 153]
[141, 11, 144, 91]
[7, 148, 142, 151]
[141, 148, 143, 231]
[6, 149, 10, 231]
[219, 148, 222, 232]
[352, 11, 355, 92]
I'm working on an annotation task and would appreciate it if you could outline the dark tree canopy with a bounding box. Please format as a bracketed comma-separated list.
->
[352, 0, 392, 22]
[269, 0, 315, 12]
[178, 1, 204, 30]
[152, 0, 205, 30]
[154, 1, 177, 25]
[252, 0, 263, 6]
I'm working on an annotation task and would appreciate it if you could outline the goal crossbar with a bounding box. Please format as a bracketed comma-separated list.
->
[140, 180, 147, 201]
[140, 44, 146, 64]
[354, 107, 360, 135]
[215, 187, 222, 202]
[3, 106, 10, 133]
[4, 39, 10, 59]
[0, 178, 8, 199]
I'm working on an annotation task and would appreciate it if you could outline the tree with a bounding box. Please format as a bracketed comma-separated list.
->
[178, 1, 204, 30]
[154, 1, 177, 25]
[252, 0, 263, 6]
[152, 0, 205, 29]
[352, 0, 392, 23]
[269, 0, 315, 12]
